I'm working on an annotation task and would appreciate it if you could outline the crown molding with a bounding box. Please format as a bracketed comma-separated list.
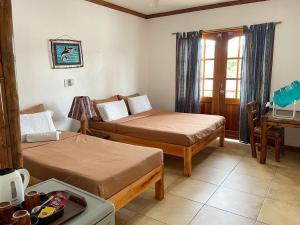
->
[86, 0, 147, 18]
[86, 0, 269, 19]
[146, 0, 269, 19]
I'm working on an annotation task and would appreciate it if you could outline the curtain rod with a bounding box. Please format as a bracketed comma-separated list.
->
[171, 21, 282, 35]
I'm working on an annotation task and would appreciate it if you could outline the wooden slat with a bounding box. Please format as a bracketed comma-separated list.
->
[0, 80, 10, 169]
[0, 0, 22, 168]
[0, 54, 3, 77]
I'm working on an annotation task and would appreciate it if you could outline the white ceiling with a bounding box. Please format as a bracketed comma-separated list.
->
[105, 0, 235, 15]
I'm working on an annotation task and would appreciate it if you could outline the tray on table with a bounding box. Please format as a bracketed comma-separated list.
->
[17, 190, 87, 225]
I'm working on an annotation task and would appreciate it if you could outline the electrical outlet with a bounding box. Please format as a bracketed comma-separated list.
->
[64, 79, 69, 87]
[68, 79, 74, 86]
[64, 79, 74, 87]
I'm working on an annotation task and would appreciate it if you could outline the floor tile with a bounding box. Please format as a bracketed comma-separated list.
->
[267, 181, 300, 204]
[115, 208, 137, 225]
[126, 215, 167, 225]
[222, 173, 271, 197]
[125, 195, 156, 213]
[164, 156, 184, 174]
[190, 205, 255, 225]
[142, 194, 203, 225]
[218, 146, 249, 157]
[168, 178, 218, 203]
[191, 166, 229, 185]
[149, 169, 182, 190]
[196, 153, 240, 172]
[273, 168, 300, 186]
[134, 140, 300, 225]
[258, 198, 300, 225]
[278, 152, 300, 170]
[233, 159, 276, 180]
[164, 170, 183, 189]
[222, 140, 251, 151]
[207, 187, 264, 219]
[125, 188, 159, 213]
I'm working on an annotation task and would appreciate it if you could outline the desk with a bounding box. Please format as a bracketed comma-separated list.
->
[260, 110, 300, 164]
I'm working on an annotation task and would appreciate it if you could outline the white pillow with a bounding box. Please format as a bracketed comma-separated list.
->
[20, 111, 57, 142]
[97, 100, 129, 122]
[128, 95, 152, 114]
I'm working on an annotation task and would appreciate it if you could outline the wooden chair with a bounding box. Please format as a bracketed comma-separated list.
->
[246, 101, 284, 162]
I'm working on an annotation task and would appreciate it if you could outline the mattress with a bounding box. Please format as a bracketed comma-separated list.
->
[22, 132, 163, 199]
[89, 110, 225, 147]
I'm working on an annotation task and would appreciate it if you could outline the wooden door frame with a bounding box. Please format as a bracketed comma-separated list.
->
[200, 32, 218, 114]
[221, 29, 243, 138]
[0, 0, 22, 168]
[200, 28, 243, 139]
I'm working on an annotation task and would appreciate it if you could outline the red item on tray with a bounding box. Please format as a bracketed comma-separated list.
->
[48, 192, 68, 211]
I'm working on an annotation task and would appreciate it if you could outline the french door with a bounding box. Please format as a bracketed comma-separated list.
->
[200, 29, 244, 138]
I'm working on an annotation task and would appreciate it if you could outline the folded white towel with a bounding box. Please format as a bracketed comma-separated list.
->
[26, 131, 60, 143]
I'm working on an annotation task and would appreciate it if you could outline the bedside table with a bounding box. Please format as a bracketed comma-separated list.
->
[27, 179, 115, 225]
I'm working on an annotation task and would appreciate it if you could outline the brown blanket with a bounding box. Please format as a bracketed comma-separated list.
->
[22, 132, 163, 199]
[89, 110, 225, 146]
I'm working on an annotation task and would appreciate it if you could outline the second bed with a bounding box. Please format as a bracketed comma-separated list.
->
[89, 109, 225, 177]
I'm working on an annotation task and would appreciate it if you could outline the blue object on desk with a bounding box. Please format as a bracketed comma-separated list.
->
[273, 80, 300, 108]
[271, 80, 300, 119]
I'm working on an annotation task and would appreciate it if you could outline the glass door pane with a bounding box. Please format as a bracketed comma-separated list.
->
[201, 38, 216, 98]
[225, 36, 244, 99]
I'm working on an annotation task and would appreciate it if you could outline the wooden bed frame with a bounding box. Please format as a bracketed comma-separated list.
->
[29, 164, 164, 211]
[90, 125, 225, 177]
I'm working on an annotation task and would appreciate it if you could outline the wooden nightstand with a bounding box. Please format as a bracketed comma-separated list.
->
[27, 179, 115, 225]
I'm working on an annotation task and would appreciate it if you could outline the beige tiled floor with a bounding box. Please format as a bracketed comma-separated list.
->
[116, 140, 300, 225]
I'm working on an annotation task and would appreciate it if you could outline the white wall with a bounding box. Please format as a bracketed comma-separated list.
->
[12, 0, 147, 130]
[12, 0, 300, 146]
[144, 0, 300, 146]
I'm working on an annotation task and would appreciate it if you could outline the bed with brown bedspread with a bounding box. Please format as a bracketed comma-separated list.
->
[89, 109, 225, 177]
[22, 131, 164, 210]
[21, 105, 164, 210]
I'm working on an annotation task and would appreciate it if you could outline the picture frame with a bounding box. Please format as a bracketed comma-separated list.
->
[50, 39, 84, 69]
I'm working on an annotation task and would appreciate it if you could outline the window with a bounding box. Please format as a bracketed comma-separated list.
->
[225, 36, 244, 99]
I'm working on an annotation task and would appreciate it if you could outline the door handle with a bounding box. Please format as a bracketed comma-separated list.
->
[220, 83, 225, 94]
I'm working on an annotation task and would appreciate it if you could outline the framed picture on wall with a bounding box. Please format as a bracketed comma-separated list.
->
[50, 39, 84, 69]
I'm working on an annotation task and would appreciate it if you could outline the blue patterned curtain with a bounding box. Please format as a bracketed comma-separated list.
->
[175, 31, 202, 113]
[239, 23, 276, 143]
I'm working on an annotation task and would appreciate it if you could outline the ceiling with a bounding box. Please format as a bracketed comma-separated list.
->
[104, 0, 235, 15]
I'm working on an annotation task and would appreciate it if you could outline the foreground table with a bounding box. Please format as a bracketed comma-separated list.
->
[27, 179, 115, 225]
[260, 110, 300, 164]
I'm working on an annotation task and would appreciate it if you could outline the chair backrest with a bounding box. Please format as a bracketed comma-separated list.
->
[246, 101, 261, 138]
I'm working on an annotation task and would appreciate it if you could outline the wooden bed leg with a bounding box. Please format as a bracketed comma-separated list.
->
[184, 148, 192, 177]
[155, 167, 164, 201]
[219, 126, 225, 147]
